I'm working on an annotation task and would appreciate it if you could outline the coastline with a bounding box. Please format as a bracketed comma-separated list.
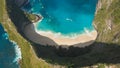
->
[31, 14, 42, 23]
[34, 14, 98, 46]
[5, 0, 120, 67]
[12, 41, 22, 64]
[35, 29, 97, 46]
[0, 24, 22, 67]
[24, 14, 98, 47]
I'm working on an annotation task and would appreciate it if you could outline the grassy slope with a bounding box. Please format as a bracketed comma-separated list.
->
[94, 0, 120, 44]
[0, 0, 53, 68]
[0, 0, 4, 21]
[93, 0, 120, 67]
[1, 0, 120, 68]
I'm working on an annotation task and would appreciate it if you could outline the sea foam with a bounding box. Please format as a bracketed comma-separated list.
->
[22, 0, 98, 37]
[0, 24, 22, 68]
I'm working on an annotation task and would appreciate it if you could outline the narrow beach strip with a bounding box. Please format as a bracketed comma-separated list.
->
[35, 29, 97, 46]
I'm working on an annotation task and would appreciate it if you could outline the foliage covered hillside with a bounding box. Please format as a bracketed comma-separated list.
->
[0, 0, 120, 68]
[0, 0, 54, 68]
[94, 0, 120, 44]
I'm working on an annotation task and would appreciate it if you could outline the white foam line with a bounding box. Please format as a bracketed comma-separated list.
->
[84, 28, 93, 37]
[10, 40, 22, 63]
[35, 28, 95, 39]
[32, 22, 97, 45]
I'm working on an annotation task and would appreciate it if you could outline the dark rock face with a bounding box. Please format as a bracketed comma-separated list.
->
[14, 0, 29, 7]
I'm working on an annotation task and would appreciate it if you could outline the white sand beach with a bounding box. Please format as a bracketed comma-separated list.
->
[24, 23, 97, 47]
[35, 29, 97, 46]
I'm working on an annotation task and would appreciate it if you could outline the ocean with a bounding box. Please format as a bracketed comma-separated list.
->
[22, 0, 98, 36]
[0, 24, 22, 68]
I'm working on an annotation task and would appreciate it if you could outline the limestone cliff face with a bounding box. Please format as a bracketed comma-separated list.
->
[94, 0, 120, 44]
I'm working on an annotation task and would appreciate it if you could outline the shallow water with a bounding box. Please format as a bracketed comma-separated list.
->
[23, 0, 98, 36]
[0, 24, 21, 68]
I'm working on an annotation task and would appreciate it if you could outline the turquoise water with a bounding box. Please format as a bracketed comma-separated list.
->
[23, 0, 98, 36]
[0, 24, 21, 68]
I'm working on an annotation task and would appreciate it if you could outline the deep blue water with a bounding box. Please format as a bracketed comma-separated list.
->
[23, 0, 98, 36]
[0, 24, 21, 68]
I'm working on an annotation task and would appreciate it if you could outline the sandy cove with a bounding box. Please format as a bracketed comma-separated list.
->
[24, 22, 97, 47]
[35, 29, 97, 46]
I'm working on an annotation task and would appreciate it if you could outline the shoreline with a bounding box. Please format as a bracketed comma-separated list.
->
[32, 15, 98, 46]
[0, 24, 22, 67]
[23, 13, 98, 47]
[32, 14, 42, 23]
[24, 23, 97, 47]
[35, 29, 97, 46]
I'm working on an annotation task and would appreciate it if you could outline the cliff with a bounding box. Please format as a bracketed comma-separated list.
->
[0, 0, 120, 68]
[94, 0, 120, 44]
[0, 0, 54, 68]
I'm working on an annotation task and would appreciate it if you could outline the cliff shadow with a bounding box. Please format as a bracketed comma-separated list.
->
[6, 0, 120, 67]
[31, 42, 120, 67]
[5, 0, 58, 46]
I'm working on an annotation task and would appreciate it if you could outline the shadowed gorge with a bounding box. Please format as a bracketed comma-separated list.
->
[32, 42, 120, 67]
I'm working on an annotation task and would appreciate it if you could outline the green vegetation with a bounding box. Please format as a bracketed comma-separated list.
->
[93, 0, 120, 67]
[1, 0, 120, 68]
[25, 12, 36, 21]
[98, 64, 105, 68]
[0, 0, 4, 21]
[0, 0, 53, 68]
[110, 0, 120, 24]
[94, 0, 120, 44]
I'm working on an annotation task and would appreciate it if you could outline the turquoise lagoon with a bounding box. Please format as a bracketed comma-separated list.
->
[22, 0, 98, 36]
[0, 24, 21, 68]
